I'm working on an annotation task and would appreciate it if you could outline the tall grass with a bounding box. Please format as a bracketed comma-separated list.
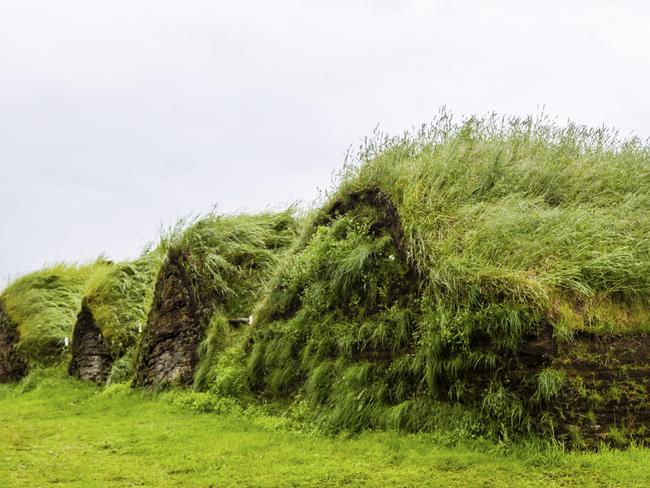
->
[1, 260, 111, 365]
[138, 210, 299, 389]
[243, 111, 650, 437]
[83, 250, 163, 356]
[156, 211, 298, 324]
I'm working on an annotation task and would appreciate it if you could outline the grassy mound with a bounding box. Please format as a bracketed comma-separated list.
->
[68, 251, 163, 384]
[132, 211, 297, 389]
[0, 261, 111, 369]
[243, 113, 650, 445]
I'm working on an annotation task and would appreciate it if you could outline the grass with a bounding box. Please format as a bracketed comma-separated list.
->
[332, 111, 650, 333]
[2, 112, 649, 453]
[82, 251, 162, 356]
[135, 211, 298, 389]
[0, 261, 113, 366]
[240, 111, 650, 439]
[1, 371, 650, 487]
[165, 210, 298, 320]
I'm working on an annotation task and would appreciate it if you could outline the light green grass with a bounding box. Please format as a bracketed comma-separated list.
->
[1, 261, 112, 366]
[83, 251, 163, 356]
[1, 371, 649, 487]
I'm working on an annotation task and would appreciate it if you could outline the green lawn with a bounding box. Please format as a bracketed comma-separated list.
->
[1, 375, 649, 487]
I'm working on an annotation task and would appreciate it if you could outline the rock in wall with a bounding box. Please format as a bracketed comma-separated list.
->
[553, 334, 650, 446]
[68, 303, 114, 385]
[0, 300, 27, 382]
[132, 258, 203, 388]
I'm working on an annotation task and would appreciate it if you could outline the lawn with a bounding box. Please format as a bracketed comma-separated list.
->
[1, 374, 649, 487]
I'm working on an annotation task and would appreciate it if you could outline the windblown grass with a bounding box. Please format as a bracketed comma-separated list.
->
[83, 251, 163, 356]
[188, 211, 299, 390]
[1, 261, 111, 366]
[241, 111, 650, 439]
[133, 210, 299, 389]
[162, 211, 298, 321]
[3, 111, 649, 445]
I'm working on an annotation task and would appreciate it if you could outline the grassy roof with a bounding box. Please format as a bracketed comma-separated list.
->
[243, 113, 650, 436]
[159, 210, 299, 389]
[163, 210, 299, 318]
[1, 261, 112, 365]
[82, 251, 163, 356]
[307, 113, 650, 336]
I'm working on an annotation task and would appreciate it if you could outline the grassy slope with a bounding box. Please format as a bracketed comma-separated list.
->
[82, 252, 162, 355]
[244, 114, 650, 438]
[1, 373, 649, 487]
[1, 262, 111, 365]
[325, 113, 650, 335]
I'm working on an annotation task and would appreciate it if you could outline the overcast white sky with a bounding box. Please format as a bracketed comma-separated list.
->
[1, 0, 649, 285]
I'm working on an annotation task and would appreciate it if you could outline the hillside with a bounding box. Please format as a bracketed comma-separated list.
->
[1, 114, 649, 448]
[243, 114, 650, 445]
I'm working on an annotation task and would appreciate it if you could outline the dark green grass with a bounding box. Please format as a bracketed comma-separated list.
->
[240, 112, 650, 438]
[1, 372, 649, 487]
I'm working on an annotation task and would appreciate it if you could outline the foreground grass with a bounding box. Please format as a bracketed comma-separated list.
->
[1, 377, 649, 487]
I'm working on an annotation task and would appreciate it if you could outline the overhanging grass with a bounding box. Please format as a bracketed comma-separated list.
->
[1, 261, 112, 366]
[82, 250, 163, 356]
[164, 210, 298, 320]
[241, 112, 650, 440]
[186, 211, 299, 389]
[132, 210, 299, 388]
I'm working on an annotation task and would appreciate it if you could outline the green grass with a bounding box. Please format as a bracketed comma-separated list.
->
[1, 371, 649, 487]
[241, 112, 650, 438]
[2, 112, 649, 456]
[83, 251, 162, 356]
[163, 210, 298, 318]
[1, 261, 113, 366]
[146, 211, 299, 389]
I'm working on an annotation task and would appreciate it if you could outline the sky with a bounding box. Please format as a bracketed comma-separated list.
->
[1, 0, 649, 285]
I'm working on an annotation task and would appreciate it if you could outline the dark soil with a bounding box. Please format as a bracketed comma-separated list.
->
[68, 303, 113, 385]
[132, 257, 204, 388]
[552, 334, 650, 446]
[0, 300, 27, 382]
[514, 330, 650, 446]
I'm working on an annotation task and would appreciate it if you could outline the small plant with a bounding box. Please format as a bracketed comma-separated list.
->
[533, 368, 566, 405]
[567, 424, 586, 449]
[607, 426, 629, 448]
